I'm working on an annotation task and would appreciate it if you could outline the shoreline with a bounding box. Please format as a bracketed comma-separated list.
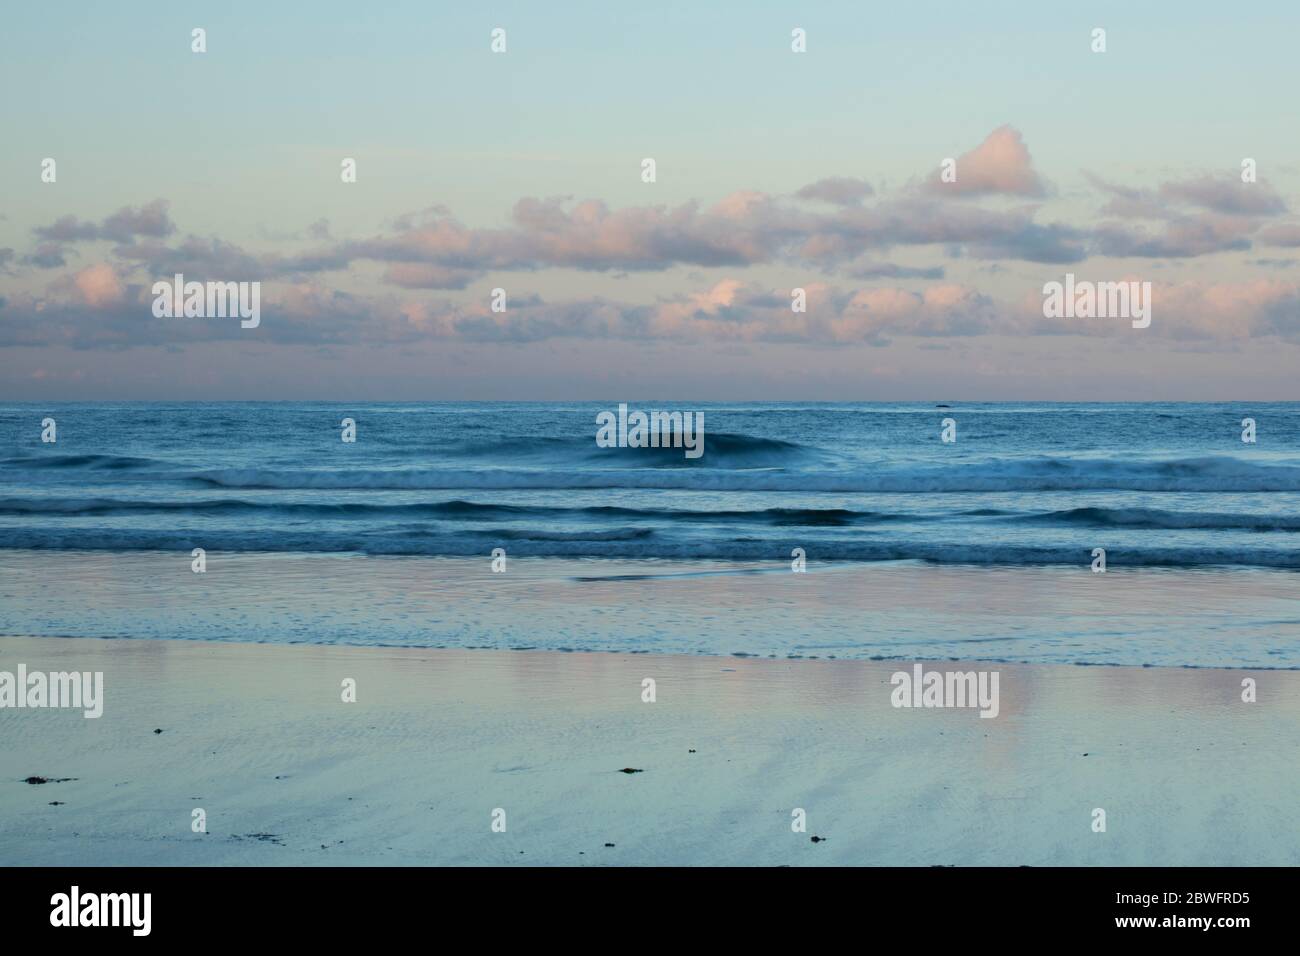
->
[3, 550, 1297, 669]
[5, 631, 1299, 671]
[3, 635, 1297, 866]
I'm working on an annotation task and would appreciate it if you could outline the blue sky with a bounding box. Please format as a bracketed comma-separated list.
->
[3, 1, 1300, 399]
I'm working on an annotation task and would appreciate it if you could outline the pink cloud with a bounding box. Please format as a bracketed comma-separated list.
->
[73, 263, 124, 307]
[926, 125, 1047, 197]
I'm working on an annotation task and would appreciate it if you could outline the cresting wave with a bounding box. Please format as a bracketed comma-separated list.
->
[0, 497, 918, 525]
[4, 431, 812, 470]
[10, 445, 1300, 493]
[469, 431, 805, 467]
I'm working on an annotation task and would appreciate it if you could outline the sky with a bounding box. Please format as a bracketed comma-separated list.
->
[2, 0, 1300, 400]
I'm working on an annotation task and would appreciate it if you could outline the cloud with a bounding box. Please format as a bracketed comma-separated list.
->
[339, 193, 805, 274]
[34, 199, 176, 244]
[923, 125, 1048, 197]
[1259, 222, 1300, 247]
[12, 122, 1300, 361]
[796, 177, 875, 206]
[1091, 172, 1287, 218]
[1084, 172, 1288, 257]
[1153, 278, 1300, 341]
[22, 242, 71, 269]
[15, 128, 1181, 295]
[0, 276, 376, 350]
[0, 265, 994, 349]
[1158, 176, 1287, 216]
[312, 135, 1079, 273]
[819, 198, 1087, 263]
[1018, 276, 1300, 342]
[382, 263, 478, 289]
[110, 235, 351, 281]
[1086, 174, 1172, 219]
[1093, 216, 1254, 258]
[9, 262, 1300, 352]
[71, 264, 125, 307]
[846, 260, 946, 280]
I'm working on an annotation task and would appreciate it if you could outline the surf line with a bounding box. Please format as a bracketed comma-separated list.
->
[595, 403, 705, 459]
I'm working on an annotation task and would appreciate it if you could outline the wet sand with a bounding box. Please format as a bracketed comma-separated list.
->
[3, 635, 1297, 865]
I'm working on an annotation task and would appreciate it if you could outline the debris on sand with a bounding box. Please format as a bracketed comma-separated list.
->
[232, 832, 285, 846]
[24, 776, 76, 785]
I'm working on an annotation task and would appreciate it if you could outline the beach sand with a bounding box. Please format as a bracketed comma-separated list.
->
[2, 634, 1297, 866]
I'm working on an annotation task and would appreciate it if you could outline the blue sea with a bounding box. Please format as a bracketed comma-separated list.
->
[2, 401, 1298, 667]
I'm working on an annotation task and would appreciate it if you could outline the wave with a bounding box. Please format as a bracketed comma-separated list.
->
[13, 446, 1300, 494]
[2, 430, 819, 477]
[0, 496, 921, 526]
[3, 527, 1298, 568]
[193, 455, 1300, 493]
[452, 431, 816, 469]
[0, 453, 157, 471]
[1016, 506, 1300, 531]
[8, 496, 1294, 536]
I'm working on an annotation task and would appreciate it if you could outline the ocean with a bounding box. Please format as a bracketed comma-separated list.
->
[2, 401, 1298, 667]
